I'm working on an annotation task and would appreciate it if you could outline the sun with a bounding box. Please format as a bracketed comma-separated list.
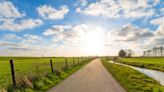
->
[80, 26, 106, 55]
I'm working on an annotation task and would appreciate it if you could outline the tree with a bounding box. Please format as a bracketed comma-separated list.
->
[125, 49, 134, 57]
[147, 50, 151, 56]
[159, 46, 163, 57]
[143, 51, 146, 56]
[118, 49, 126, 57]
[153, 47, 157, 56]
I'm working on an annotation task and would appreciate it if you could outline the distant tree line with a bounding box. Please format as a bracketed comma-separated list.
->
[143, 46, 164, 57]
[118, 49, 134, 58]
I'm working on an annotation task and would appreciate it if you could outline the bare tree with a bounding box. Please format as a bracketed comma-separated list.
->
[143, 46, 164, 57]
[148, 50, 152, 56]
[143, 51, 146, 56]
[153, 47, 157, 56]
[125, 49, 134, 57]
[159, 46, 163, 57]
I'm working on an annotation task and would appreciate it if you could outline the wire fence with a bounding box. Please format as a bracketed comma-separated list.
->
[0, 57, 93, 90]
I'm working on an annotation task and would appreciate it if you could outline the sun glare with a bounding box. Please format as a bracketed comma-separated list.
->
[80, 26, 106, 55]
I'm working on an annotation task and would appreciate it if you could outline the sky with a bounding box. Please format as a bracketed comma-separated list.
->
[0, 0, 163, 56]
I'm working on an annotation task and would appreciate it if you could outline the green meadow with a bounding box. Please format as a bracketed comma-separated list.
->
[0, 57, 88, 91]
[118, 57, 164, 72]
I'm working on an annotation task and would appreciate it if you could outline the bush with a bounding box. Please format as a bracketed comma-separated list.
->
[33, 80, 44, 89]
[54, 69, 62, 77]
[42, 78, 53, 85]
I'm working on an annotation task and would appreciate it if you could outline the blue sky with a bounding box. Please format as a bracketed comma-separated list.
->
[0, 0, 163, 56]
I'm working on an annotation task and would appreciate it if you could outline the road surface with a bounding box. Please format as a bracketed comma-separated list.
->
[48, 59, 126, 92]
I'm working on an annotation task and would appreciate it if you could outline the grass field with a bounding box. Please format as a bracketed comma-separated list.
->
[118, 57, 164, 72]
[0, 57, 89, 91]
[102, 58, 164, 92]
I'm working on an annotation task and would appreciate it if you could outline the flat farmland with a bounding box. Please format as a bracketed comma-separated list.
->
[119, 57, 164, 72]
[0, 57, 82, 90]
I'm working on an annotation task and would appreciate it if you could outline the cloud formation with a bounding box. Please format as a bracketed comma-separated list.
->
[110, 24, 154, 42]
[37, 5, 69, 20]
[0, 1, 24, 21]
[0, 0, 163, 56]
[43, 25, 72, 36]
[0, 1, 43, 31]
[76, 0, 159, 18]
[0, 19, 43, 31]
[150, 17, 164, 36]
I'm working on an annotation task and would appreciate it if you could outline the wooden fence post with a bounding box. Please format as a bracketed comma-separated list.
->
[10, 59, 16, 88]
[65, 58, 68, 69]
[50, 59, 54, 73]
[78, 58, 80, 64]
[73, 58, 75, 65]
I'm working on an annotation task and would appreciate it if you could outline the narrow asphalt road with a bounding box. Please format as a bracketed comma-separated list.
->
[48, 59, 127, 92]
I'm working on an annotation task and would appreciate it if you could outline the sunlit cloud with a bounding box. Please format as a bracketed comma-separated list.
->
[37, 5, 69, 20]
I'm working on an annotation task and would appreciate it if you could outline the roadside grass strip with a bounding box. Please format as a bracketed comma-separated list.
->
[102, 59, 164, 92]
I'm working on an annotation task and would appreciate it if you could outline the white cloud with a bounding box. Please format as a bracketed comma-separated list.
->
[43, 24, 82, 44]
[105, 20, 163, 51]
[105, 23, 157, 55]
[0, 1, 43, 31]
[155, 25, 164, 36]
[109, 24, 154, 42]
[76, 0, 158, 18]
[150, 17, 164, 36]
[146, 36, 164, 46]
[0, 33, 47, 55]
[0, 1, 24, 21]
[0, 41, 44, 56]
[3, 33, 22, 40]
[150, 17, 164, 25]
[23, 34, 43, 44]
[0, 41, 21, 47]
[24, 34, 42, 41]
[160, 8, 164, 13]
[37, 5, 69, 20]
[0, 19, 43, 31]
[42, 23, 163, 56]
[76, 1, 120, 18]
[1, 22, 163, 56]
[1, 33, 44, 47]
[151, 0, 160, 6]
[43, 25, 72, 36]
[43, 24, 93, 43]
[145, 17, 164, 46]
[42, 23, 161, 56]
[79, 0, 88, 7]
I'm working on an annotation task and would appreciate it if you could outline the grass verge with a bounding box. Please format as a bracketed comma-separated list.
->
[102, 58, 164, 92]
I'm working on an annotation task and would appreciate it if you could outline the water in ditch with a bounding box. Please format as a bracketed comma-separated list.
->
[109, 61, 164, 86]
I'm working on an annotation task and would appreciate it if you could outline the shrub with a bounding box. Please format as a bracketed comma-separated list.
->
[33, 80, 44, 89]
[54, 69, 62, 77]
[42, 78, 53, 85]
